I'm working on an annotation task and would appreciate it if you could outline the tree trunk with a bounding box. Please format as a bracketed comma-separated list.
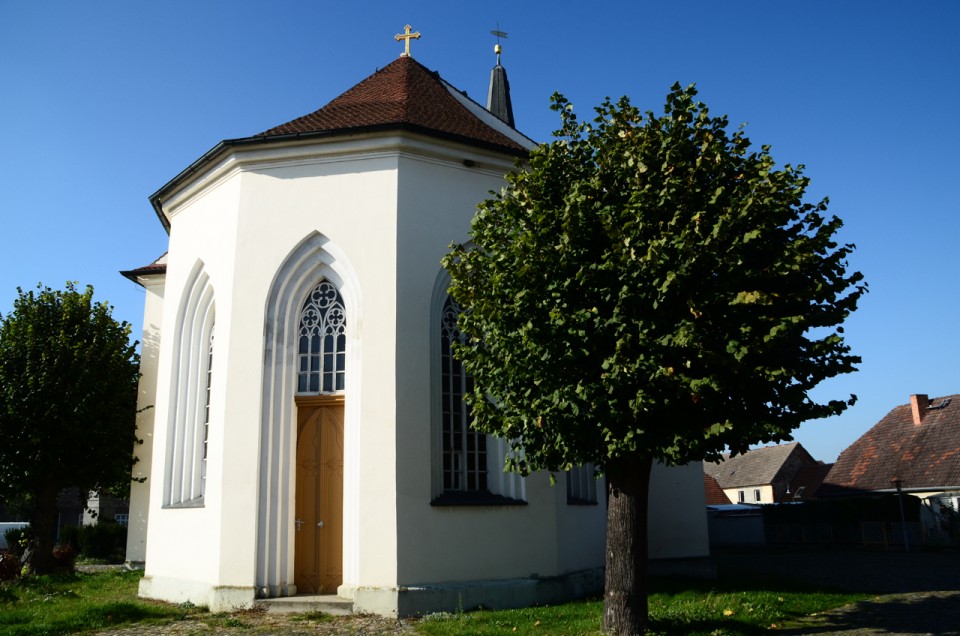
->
[603, 455, 653, 635]
[26, 479, 60, 574]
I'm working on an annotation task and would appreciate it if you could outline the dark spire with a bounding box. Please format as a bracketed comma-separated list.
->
[486, 28, 515, 127]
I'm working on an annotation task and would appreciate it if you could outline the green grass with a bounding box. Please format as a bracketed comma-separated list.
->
[289, 610, 336, 623]
[414, 575, 871, 636]
[0, 569, 871, 635]
[0, 569, 200, 636]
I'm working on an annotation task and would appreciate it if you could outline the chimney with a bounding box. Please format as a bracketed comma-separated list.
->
[910, 394, 929, 425]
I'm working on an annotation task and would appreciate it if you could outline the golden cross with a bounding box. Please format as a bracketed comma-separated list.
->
[395, 24, 421, 57]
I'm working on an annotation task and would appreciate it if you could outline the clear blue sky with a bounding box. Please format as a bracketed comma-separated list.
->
[2, 1, 957, 463]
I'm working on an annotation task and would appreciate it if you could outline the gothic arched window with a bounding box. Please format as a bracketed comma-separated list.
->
[199, 326, 214, 498]
[440, 296, 487, 492]
[298, 281, 346, 394]
[165, 265, 215, 507]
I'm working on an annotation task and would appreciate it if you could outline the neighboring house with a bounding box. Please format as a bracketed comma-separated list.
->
[2, 489, 128, 536]
[704, 442, 819, 504]
[821, 393, 960, 511]
[57, 487, 86, 529]
[120, 36, 709, 617]
[83, 491, 129, 526]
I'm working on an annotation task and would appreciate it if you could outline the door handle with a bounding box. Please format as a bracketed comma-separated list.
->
[295, 518, 304, 531]
[317, 520, 324, 528]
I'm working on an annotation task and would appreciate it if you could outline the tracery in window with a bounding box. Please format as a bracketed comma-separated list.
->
[440, 296, 487, 492]
[298, 281, 346, 394]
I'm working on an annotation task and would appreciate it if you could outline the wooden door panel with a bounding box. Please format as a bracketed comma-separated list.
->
[319, 406, 344, 593]
[294, 399, 343, 595]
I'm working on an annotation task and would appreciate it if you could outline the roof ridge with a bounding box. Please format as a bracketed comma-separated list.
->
[254, 56, 528, 155]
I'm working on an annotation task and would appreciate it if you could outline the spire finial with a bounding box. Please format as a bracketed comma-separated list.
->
[395, 24, 421, 58]
[486, 23, 514, 127]
[490, 23, 507, 65]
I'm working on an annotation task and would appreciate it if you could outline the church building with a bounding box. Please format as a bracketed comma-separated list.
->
[121, 29, 709, 616]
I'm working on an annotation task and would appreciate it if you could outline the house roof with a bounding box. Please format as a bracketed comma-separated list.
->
[703, 442, 813, 489]
[786, 462, 833, 501]
[703, 473, 732, 505]
[256, 55, 530, 155]
[147, 55, 534, 234]
[120, 253, 167, 283]
[821, 394, 960, 495]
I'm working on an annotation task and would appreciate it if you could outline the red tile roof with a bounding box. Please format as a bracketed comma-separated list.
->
[120, 254, 167, 282]
[148, 56, 532, 233]
[785, 462, 833, 501]
[704, 473, 732, 505]
[822, 394, 960, 494]
[256, 56, 529, 156]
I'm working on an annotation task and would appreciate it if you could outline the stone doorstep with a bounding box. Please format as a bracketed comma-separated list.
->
[253, 594, 353, 615]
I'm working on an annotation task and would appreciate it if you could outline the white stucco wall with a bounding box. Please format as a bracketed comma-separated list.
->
[392, 148, 591, 586]
[724, 484, 774, 505]
[139, 135, 405, 608]
[125, 275, 164, 566]
[140, 173, 243, 599]
[135, 129, 709, 614]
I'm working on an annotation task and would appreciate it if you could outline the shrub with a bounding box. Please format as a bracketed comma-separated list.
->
[3, 525, 31, 558]
[78, 522, 127, 561]
[59, 523, 81, 552]
[52, 544, 77, 570]
[0, 552, 20, 581]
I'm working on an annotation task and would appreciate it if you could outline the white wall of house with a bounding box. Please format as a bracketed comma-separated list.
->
[124, 274, 164, 566]
[137, 136, 402, 608]
[391, 147, 589, 588]
[131, 131, 709, 615]
[724, 484, 774, 505]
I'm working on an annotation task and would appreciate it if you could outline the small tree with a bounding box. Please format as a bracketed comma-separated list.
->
[443, 84, 866, 634]
[0, 283, 140, 573]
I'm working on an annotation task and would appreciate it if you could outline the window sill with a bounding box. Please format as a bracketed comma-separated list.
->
[162, 498, 205, 509]
[431, 491, 527, 507]
[566, 498, 599, 506]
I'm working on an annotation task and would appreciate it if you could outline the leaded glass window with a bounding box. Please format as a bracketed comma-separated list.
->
[200, 326, 214, 497]
[440, 296, 487, 492]
[298, 281, 346, 394]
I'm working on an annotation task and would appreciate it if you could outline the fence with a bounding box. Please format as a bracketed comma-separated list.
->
[765, 521, 926, 548]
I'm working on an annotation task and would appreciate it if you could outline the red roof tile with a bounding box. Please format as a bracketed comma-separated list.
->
[120, 253, 167, 283]
[822, 394, 960, 494]
[256, 56, 528, 156]
[704, 473, 732, 505]
[785, 462, 832, 500]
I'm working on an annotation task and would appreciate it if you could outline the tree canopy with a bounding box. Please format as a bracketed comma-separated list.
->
[443, 83, 866, 634]
[444, 83, 865, 474]
[0, 283, 140, 572]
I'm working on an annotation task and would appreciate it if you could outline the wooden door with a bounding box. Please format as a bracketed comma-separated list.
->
[294, 397, 344, 595]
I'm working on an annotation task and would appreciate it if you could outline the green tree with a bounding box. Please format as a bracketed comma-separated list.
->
[443, 84, 865, 635]
[0, 283, 140, 573]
